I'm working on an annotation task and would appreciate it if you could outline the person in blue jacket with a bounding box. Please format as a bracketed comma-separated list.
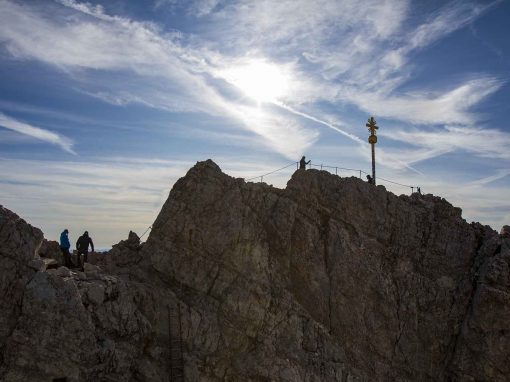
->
[59, 229, 72, 268]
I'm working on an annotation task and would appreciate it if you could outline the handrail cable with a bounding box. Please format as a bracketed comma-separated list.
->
[245, 160, 419, 193]
[245, 162, 298, 181]
[140, 225, 152, 239]
[377, 176, 414, 189]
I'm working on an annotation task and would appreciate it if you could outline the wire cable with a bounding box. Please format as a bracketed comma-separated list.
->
[140, 225, 152, 239]
[245, 162, 298, 181]
[244, 160, 418, 192]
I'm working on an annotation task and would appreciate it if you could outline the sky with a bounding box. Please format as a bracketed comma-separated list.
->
[0, 0, 509, 249]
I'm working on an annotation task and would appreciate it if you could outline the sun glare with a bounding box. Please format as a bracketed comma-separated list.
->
[224, 61, 290, 103]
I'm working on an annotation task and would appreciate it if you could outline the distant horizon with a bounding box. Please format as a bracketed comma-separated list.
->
[1, 0, 509, 248]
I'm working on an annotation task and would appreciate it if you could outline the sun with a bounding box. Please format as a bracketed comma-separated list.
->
[223, 61, 290, 103]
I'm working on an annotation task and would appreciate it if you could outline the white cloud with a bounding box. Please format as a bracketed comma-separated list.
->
[468, 169, 510, 187]
[0, 156, 190, 247]
[0, 0, 505, 166]
[405, 1, 498, 52]
[0, 0, 320, 159]
[0, 112, 75, 154]
[0, 0, 506, 251]
[347, 77, 503, 125]
[382, 125, 510, 163]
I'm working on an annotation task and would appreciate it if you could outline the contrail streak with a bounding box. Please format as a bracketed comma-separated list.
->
[274, 101, 364, 144]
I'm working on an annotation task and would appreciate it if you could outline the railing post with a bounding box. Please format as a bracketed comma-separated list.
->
[320, 164, 323, 170]
[359, 170, 362, 179]
[335, 167, 337, 175]
[261, 176, 263, 183]
[411, 186, 414, 194]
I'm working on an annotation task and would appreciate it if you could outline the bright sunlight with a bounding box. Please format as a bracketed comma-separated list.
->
[222, 61, 290, 103]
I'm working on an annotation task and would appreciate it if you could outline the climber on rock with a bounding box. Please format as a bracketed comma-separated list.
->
[76, 231, 94, 270]
[59, 229, 72, 268]
[299, 156, 310, 170]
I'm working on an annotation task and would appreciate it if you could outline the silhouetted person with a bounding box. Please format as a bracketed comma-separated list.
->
[366, 175, 373, 184]
[59, 229, 72, 268]
[300, 156, 310, 170]
[417, 187, 421, 195]
[76, 231, 94, 270]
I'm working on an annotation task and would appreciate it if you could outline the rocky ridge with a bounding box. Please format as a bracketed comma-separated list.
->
[0, 159, 508, 381]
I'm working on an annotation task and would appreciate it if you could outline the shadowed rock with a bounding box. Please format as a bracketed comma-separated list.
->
[0, 160, 508, 381]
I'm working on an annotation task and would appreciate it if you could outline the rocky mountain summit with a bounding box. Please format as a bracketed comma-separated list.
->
[0, 159, 509, 382]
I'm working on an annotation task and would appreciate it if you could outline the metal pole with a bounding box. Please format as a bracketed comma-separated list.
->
[359, 170, 361, 179]
[371, 143, 376, 185]
[260, 176, 263, 182]
[335, 167, 338, 175]
[320, 164, 323, 170]
[366, 116, 379, 186]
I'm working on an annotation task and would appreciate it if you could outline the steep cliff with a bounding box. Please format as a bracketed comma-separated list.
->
[0, 160, 508, 381]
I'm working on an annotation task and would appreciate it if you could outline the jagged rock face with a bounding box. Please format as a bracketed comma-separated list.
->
[0, 161, 509, 382]
[449, 227, 510, 380]
[145, 160, 508, 381]
[0, 206, 43, 363]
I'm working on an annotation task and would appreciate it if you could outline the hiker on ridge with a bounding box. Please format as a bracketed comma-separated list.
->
[366, 175, 373, 184]
[59, 229, 72, 268]
[76, 231, 94, 270]
[299, 156, 310, 170]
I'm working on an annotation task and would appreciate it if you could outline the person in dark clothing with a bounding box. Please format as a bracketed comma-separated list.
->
[76, 231, 94, 270]
[299, 156, 310, 170]
[366, 174, 373, 184]
[59, 229, 72, 268]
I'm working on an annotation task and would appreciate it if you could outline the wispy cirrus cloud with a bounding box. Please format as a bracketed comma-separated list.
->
[382, 125, 510, 163]
[0, 0, 318, 158]
[347, 77, 503, 125]
[0, 0, 505, 166]
[0, 112, 75, 154]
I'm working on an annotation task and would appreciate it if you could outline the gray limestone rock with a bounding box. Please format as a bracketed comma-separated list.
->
[83, 262, 100, 273]
[0, 161, 508, 382]
[0, 205, 43, 363]
[38, 239, 64, 265]
[54, 266, 72, 278]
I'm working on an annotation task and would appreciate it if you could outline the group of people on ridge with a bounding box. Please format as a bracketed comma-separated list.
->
[59, 229, 94, 271]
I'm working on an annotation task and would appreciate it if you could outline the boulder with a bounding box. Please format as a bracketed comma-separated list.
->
[54, 266, 71, 278]
[83, 262, 100, 273]
[38, 239, 64, 265]
[86, 282, 105, 305]
[27, 258, 45, 271]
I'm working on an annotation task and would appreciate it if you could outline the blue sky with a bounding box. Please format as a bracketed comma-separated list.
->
[0, 0, 509, 248]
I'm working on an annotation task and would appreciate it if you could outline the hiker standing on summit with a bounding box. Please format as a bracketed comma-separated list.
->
[76, 231, 94, 270]
[300, 156, 310, 170]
